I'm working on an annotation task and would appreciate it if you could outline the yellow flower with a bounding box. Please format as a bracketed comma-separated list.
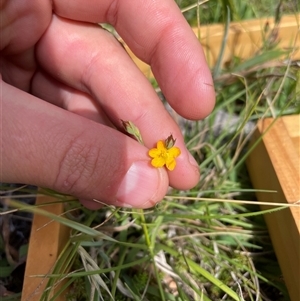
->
[148, 140, 181, 171]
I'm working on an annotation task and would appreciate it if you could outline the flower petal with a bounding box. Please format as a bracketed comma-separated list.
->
[148, 148, 162, 158]
[165, 158, 176, 171]
[156, 140, 166, 150]
[151, 157, 166, 168]
[169, 147, 181, 158]
[148, 138, 181, 170]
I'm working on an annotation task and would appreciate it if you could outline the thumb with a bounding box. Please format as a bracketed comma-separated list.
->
[2, 81, 169, 209]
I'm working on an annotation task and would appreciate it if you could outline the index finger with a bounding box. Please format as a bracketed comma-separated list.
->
[53, 0, 215, 120]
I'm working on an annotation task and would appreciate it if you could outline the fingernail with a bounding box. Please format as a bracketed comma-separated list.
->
[188, 152, 199, 168]
[116, 161, 163, 208]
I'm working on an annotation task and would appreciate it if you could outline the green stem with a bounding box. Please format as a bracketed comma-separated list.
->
[138, 209, 166, 301]
[123, 120, 166, 300]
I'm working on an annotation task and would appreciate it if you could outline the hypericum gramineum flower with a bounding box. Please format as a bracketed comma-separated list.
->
[148, 135, 181, 171]
[121, 120, 181, 171]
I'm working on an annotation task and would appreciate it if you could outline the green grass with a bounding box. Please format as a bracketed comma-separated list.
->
[1, 1, 300, 301]
[179, 0, 299, 25]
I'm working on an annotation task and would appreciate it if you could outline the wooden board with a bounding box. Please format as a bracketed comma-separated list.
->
[124, 14, 300, 77]
[21, 195, 70, 301]
[246, 115, 300, 301]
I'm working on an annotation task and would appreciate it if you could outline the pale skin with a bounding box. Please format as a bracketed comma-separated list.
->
[1, 0, 215, 209]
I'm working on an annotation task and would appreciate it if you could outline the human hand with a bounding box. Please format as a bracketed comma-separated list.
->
[1, 0, 215, 209]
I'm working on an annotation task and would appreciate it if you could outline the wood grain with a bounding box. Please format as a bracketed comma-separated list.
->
[21, 195, 70, 301]
[246, 115, 300, 301]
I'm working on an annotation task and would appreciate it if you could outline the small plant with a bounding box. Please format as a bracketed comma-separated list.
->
[1, 1, 299, 301]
